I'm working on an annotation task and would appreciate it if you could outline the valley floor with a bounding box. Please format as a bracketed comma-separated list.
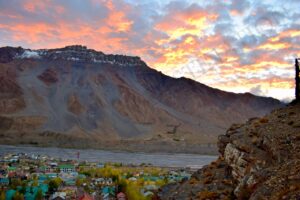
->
[0, 134, 218, 155]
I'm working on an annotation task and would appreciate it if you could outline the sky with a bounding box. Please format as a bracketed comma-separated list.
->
[0, 0, 299, 101]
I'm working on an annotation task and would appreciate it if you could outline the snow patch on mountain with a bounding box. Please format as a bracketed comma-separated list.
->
[19, 50, 41, 59]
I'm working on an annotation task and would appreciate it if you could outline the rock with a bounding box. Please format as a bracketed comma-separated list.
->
[159, 103, 300, 200]
[67, 94, 85, 115]
[0, 46, 24, 63]
[292, 121, 300, 128]
[217, 135, 230, 154]
[38, 68, 58, 85]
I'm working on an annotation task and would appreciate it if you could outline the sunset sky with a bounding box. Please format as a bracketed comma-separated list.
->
[0, 0, 299, 101]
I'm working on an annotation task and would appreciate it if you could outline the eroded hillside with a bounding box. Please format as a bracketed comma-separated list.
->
[0, 45, 283, 153]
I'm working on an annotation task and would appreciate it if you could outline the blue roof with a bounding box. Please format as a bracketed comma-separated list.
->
[102, 186, 109, 194]
[24, 192, 35, 200]
[144, 176, 160, 181]
[40, 184, 49, 193]
[0, 177, 9, 184]
[21, 185, 49, 200]
[102, 186, 115, 195]
[65, 180, 76, 185]
[46, 173, 57, 177]
[5, 190, 16, 200]
[38, 175, 48, 180]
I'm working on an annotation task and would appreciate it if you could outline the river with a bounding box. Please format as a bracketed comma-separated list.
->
[0, 145, 217, 169]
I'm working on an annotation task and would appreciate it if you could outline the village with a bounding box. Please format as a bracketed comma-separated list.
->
[0, 152, 192, 200]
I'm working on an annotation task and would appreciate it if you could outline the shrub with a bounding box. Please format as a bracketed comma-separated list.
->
[0, 191, 5, 200]
[203, 177, 212, 184]
[259, 118, 269, 124]
[189, 178, 198, 185]
[198, 190, 218, 200]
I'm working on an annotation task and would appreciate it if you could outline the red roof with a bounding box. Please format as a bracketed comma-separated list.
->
[79, 194, 94, 200]
[117, 192, 126, 198]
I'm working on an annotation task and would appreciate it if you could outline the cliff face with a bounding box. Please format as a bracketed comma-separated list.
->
[0, 45, 283, 152]
[159, 102, 300, 199]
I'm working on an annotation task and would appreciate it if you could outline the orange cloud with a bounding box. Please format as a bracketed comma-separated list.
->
[152, 33, 235, 70]
[155, 9, 218, 40]
[256, 29, 300, 51]
[104, 0, 133, 32]
[273, 29, 300, 40]
[258, 42, 291, 50]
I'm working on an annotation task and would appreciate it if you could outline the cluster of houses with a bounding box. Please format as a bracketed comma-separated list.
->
[0, 153, 191, 200]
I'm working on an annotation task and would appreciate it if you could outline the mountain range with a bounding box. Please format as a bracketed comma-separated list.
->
[0, 45, 283, 153]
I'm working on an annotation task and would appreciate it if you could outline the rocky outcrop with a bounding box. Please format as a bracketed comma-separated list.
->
[67, 94, 85, 115]
[0, 46, 24, 63]
[0, 65, 25, 114]
[159, 102, 300, 199]
[38, 68, 58, 85]
[14, 45, 144, 66]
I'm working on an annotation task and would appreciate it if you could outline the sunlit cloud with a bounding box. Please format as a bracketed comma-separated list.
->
[0, 0, 299, 101]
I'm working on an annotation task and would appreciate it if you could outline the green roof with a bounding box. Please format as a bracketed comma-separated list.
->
[144, 176, 160, 181]
[39, 166, 49, 170]
[59, 164, 75, 169]
[8, 166, 16, 171]
[39, 174, 48, 179]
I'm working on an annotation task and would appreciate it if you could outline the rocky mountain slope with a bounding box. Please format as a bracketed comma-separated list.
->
[158, 102, 300, 199]
[0, 45, 283, 152]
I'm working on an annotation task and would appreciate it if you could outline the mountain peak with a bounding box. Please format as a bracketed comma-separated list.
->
[63, 45, 88, 50]
[0, 45, 145, 66]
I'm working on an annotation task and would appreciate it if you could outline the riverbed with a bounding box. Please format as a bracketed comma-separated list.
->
[0, 145, 217, 168]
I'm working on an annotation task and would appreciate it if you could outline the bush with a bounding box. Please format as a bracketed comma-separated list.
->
[0, 191, 5, 200]
[259, 118, 269, 124]
[49, 178, 62, 193]
[198, 190, 218, 200]
[35, 189, 43, 200]
[189, 178, 198, 185]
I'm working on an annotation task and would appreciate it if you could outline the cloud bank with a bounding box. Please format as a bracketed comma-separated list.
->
[0, 0, 299, 101]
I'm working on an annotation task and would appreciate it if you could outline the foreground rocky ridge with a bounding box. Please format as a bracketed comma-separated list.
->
[159, 102, 300, 199]
[0, 45, 283, 153]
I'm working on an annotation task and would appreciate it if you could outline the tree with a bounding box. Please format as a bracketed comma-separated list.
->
[112, 175, 119, 182]
[11, 178, 22, 189]
[32, 180, 38, 187]
[19, 186, 26, 195]
[48, 178, 62, 193]
[75, 178, 85, 187]
[12, 191, 24, 200]
[0, 191, 5, 200]
[35, 189, 43, 200]
[117, 179, 127, 193]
